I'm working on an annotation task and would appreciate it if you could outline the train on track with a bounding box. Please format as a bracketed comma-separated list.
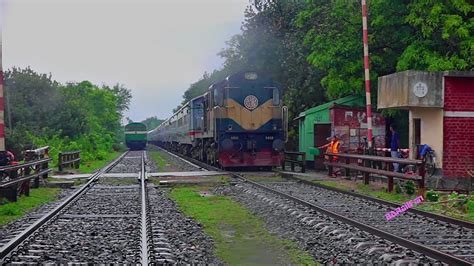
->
[148, 71, 288, 169]
[125, 122, 148, 150]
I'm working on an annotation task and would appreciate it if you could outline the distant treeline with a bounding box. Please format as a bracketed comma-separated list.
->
[140, 117, 164, 130]
[176, 0, 473, 144]
[4, 67, 131, 162]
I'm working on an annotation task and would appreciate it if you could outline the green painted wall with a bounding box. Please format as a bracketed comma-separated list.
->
[298, 96, 365, 161]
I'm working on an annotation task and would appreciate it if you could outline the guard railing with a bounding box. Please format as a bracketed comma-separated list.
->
[58, 150, 81, 171]
[325, 152, 425, 196]
[0, 158, 52, 202]
[282, 151, 306, 173]
[25, 146, 50, 161]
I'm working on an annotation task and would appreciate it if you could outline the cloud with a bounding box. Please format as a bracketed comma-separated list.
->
[2, 0, 248, 121]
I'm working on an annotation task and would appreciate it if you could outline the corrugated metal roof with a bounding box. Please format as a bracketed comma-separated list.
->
[296, 95, 364, 118]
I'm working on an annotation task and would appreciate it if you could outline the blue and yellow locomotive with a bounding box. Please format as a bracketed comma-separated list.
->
[148, 71, 288, 168]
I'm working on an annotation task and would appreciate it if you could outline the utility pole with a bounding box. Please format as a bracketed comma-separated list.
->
[0, 24, 5, 152]
[361, 0, 373, 149]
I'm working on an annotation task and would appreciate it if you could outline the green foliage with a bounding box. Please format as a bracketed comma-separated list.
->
[426, 190, 440, 202]
[398, 0, 473, 71]
[174, 0, 471, 149]
[404, 180, 416, 195]
[455, 194, 468, 208]
[4, 67, 131, 164]
[395, 182, 403, 194]
[0, 188, 60, 225]
[140, 116, 164, 130]
[170, 186, 317, 265]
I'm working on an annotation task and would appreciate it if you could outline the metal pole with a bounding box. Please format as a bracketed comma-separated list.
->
[361, 0, 373, 149]
[0, 19, 5, 152]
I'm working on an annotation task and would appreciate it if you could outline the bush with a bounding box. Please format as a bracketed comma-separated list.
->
[404, 180, 416, 195]
[395, 182, 403, 194]
[426, 190, 440, 202]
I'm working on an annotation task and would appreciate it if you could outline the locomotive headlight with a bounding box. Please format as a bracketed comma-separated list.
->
[272, 124, 277, 130]
[221, 138, 234, 150]
[265, 136, 274, 140]
[272, 139, 284, 151]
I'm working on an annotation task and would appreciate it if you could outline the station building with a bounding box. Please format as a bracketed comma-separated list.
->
[378, 70, 474, 189]
[297, 96, 386, 169]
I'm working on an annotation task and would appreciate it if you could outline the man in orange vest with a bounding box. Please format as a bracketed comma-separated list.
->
[319, 134, 341, 161]
[319, 134, 342, 177]
[318, 135, 341, 158]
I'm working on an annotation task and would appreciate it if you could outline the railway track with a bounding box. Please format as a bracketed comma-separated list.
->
[160, 147, 473, 265]
[0, 150, 218, 264]
[0, 151, 150, 264]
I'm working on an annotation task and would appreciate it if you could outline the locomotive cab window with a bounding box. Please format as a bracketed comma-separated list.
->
[273, 88, 280, 105]
[214, 88, 224, 106]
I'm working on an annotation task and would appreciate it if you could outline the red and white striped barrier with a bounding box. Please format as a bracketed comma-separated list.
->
[0, 31, 5, 151]
[375, 148, 410, 153]
[361, 0, 373, 149]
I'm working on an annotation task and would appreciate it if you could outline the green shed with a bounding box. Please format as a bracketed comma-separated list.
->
[296, 95, 365, 168]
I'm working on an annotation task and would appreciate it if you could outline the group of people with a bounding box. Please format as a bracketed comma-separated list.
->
[0, 150, 16, 167]
[319, 124, 416, 174]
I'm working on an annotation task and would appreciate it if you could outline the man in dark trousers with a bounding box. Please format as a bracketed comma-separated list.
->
[390, 125, 400, 172]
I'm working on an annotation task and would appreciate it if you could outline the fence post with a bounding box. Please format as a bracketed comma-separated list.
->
[58, 152, 63, 172]
[42, 160, 49, 180]
[327, 154, 333, 176]
[75, 152, 80, 169]
[345, 157, 350, 176]
[282, 153, 286, 171]
[388, 176, 394, 192]
[418, 161, 426, 196]
[33, 163, 40, 188]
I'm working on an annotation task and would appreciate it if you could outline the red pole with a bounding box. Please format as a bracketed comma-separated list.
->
[361, 0, 373, 149]
[0, 24, 5, 152]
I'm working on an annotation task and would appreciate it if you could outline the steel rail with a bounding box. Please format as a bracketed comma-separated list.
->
[0, 151, 129, 260]
[280, 172, 474, 229]
[232, 173, 472, 265]
[159, 147, 472, 265]
[139, 151, 150, 265]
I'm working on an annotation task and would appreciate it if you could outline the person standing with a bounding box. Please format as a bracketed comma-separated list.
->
[390, 125, 400, 172]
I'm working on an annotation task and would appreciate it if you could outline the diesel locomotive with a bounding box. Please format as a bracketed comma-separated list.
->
[148, 71, 288, 169]
[125, 122, 148, 150]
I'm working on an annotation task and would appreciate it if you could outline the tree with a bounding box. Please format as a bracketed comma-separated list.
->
[3, 67, 131, 160]
[141, 116, 164, 130]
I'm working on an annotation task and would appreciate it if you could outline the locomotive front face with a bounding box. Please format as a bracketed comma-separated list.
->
[213, 72, 287, 167]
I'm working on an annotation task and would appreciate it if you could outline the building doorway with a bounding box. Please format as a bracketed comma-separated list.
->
[314, 123, 332, 169]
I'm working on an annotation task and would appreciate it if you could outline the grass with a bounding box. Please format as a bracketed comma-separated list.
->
[148, 151, 170, 172]
[311, 179, 474, 222]
[170, 186, 318, 265]
[0, 188, 61, 225]
[79, 151, 122, 173]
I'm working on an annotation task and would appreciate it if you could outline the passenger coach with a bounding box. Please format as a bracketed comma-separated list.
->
[148, 71, 288, 169]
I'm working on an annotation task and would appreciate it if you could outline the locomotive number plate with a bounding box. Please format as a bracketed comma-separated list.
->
[244, 95, 259, 110]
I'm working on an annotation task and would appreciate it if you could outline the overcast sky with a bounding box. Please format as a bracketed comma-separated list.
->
[1, 0, 248, 121]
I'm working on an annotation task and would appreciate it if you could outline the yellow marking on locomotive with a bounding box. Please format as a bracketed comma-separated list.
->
[221, 99, 278, 130]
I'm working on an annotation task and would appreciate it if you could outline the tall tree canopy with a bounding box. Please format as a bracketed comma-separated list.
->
[141, 116, 165, 130]
[4, 67, 131, 161]
[177, 0, 472, 124]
